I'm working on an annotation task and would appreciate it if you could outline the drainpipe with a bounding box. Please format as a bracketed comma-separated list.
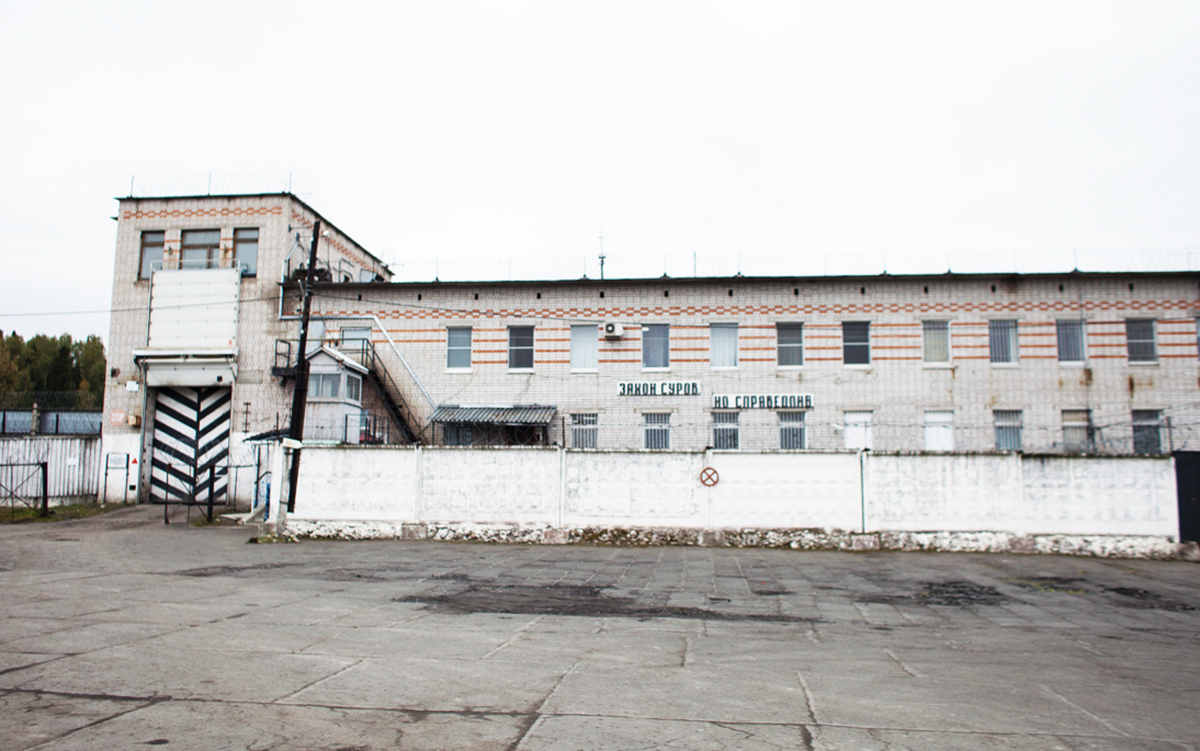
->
[858, 448, 869, 534]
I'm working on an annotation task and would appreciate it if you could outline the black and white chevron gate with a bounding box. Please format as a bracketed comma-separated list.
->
[149, 387, 231, 511]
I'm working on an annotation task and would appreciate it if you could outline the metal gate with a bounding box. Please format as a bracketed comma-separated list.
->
[1173, 451, 1200, 543]
[150, 387, 231, 515]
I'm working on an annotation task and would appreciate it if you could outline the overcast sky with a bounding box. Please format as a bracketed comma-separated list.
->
[2, 0, 1198, 341]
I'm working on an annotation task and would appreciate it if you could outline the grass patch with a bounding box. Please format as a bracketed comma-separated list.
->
[1, 502, 134, 524]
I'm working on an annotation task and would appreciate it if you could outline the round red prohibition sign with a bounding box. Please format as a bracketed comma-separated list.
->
[700, 467, 720, 487]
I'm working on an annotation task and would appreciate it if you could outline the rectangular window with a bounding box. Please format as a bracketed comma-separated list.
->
[1057, 320, 1086, 363]
[642, 324, 669, 369]
[644, 413, 671, 450]
[139, 231, 165, 279]
[924, 410, 954, 451]
[843, 322, 870, 365]
[1062, 409, 1093, 453]
[570, 325, 598, 371]
[710, 324, 738, 367]
[923, 321, 950, 363]
[233, 227, 258, 276]
[308, 373, 340, 399]
[776, 323, 803, 366]
[779, 411, 806, 449]
[508, 326, 534, 369]
[843, 411, 873, 450]
[180, 229, 221, 270]
[571, 413, 598, 448]
[994, 410, 1023, 451]
[989, 320, 1019, 364]
[712, 412, 739, 449]
[447, 327, 472, 369]
[1132, 410, 1162, 455]
[1126, 319, 1157, 363]
[346, 374, 362, 403]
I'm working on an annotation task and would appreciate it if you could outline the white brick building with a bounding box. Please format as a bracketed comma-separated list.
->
[101, 192, 1200, 508]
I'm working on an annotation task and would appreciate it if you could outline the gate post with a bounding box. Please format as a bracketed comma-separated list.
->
[40, 462, 49, 516]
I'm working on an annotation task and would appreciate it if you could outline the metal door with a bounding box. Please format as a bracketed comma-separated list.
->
[1173, 451, 1200, 543]
[150, 387, 231, 507]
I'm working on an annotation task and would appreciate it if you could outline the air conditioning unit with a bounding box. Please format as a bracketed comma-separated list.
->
[603, 322, 624, 339]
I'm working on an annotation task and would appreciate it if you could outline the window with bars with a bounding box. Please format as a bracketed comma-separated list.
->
[712, 412, 739, 449]
[923, 321, 950, 363]
[994, 410, 1022, 451]
[570, 325, 598, 371]
[139, 231, 164, 279]
[710, 324, 738, 368]
[1132, 410, 1162, 455]
[642, 325, 669, 369]
[180, 229, 220, 269]
[571, 413, 598, 448]
[447, 327, 472, 369]
[1057, 320, 1086, 363]
[508, 326, 534, 369]
[233, 227, 258, 276]
[989, 320, 1019, 364]
[644, 413, 671, 450]
[1126, 319, 1157, 363]
[776, 323, 803, 366]
[842, 322, 870, 365]
[779, 411, 806, 449]
[1062, 409, 1094, 453]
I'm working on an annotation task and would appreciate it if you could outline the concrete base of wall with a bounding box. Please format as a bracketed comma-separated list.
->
[283, 519, 1196, 560]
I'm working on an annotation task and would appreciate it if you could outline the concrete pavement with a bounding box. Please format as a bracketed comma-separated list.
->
[1, 504, 1197, 750]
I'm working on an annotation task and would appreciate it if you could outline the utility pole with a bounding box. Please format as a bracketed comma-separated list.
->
[286, 220, 321, 513]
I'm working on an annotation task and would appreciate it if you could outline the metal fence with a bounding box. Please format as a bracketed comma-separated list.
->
[0, 393, 102, 436]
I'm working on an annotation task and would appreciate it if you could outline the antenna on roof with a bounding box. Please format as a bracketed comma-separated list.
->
[598, 230, 606, 280]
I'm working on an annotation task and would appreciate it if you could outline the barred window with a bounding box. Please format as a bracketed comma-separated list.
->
[571, 413, 598, 449]
[1062, 409, 1093, 453]
[447, 327, 472, 369]
[923, 321, 950, 363]
[508, 326, 534, 369]
[842, 322, 870, 365]
[644, 413, 670, 450]
[779, 411, 806, 450]
[1126, 319, 1157, 363]
[994, 410, 1022, 451]
[989, 320, 1018, 364]
[1057, 320, 1086, 363]
[712, 412, 739, 449]
[777, 323, 803, 366]
[1132, 410, 1162, 455]
[643, 325, 669, 368]
[710, 324, 738, 368]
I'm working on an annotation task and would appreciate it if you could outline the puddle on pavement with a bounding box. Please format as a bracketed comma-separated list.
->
[1106, 587, 1198, 612]
[396, 581, 815, 622]
[859, 580, 1008, 607]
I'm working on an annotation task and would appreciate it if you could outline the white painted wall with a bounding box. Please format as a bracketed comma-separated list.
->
[289, 447, 1180, 539]
[0, 437, 102, 503]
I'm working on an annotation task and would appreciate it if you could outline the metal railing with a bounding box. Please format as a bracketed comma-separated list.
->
[1, 462, 48, 520]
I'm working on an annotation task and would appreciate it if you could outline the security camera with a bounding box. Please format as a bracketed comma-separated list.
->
[321, 231, 330, 238]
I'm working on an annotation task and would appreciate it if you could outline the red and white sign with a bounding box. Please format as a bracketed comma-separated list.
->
[110, 410, 127, 426]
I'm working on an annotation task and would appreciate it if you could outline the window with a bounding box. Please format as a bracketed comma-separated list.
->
[779, 411, 806, 449]
[233, 228, 258, 276]
[139, 231, 164, 279]
[923, 321, 950, 363]
[570, 325, 598, 371]
[346, 374, 362, 403]
[989, 320, 1019, 364]
[180, 229, 220, 270]
[1062, 409, 1093, 453]
[571, 413, 598, 448]
[1126, 319, 1157, 363]
[843, 411, 873, 450]
[643, 324, 669, 368]
[342, 327, 371, 343]
[1056, 320, 1086, 363]
[713, 412, 739, 449]
[447, 327, 472, 369]
[508, 326, 534, 369]
[843, 322, 870, 365]
[309, 373, 340, 398]
[644, 413, 670, 450]
[994, 410, 1023, 451]
[1132, 410, 1162, 455]
[924, 410, 954, 451]
[710, 324, 738, 368]
[777, 323, 803, 366]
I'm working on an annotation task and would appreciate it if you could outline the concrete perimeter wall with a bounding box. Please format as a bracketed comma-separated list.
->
[290, 448, 1179, 549]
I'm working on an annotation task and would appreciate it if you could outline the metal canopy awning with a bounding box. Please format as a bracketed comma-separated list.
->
[429, 405, 557, 426]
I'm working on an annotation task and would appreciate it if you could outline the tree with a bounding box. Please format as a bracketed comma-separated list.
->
[75, 336, 106, 394]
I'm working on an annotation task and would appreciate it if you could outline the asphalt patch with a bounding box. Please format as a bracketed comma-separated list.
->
[859, 580, 1008, 607]
[396, 581, 815, 622]
[1004, 576, 1088, 594]
[175, 563, 296, 577]
[1107, 587, 1198, 612]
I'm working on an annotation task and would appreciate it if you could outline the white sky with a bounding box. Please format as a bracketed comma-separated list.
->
[2, 0, 1198, 342]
